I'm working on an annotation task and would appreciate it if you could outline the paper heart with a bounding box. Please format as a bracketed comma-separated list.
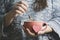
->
[33, 25, 47, 33]
[32, 25, 42, 33]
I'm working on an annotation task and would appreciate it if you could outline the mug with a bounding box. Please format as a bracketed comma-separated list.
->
[23, 21, 47, 34]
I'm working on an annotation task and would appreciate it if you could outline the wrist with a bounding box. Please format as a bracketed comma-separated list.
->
[8, 10, 16, 15]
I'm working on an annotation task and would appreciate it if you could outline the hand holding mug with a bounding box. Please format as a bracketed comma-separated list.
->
[23, 21, 48, 36]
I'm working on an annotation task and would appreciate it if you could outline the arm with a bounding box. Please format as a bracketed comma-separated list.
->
[47, 0, 60, 37]
[4, 10, 16, 27]
[4, 1, 28, 27]
[38, 0, 60, 37]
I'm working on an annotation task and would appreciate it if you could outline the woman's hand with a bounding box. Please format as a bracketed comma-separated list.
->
[23, 25, 53, 36]
[4, 1, 28, 27]
[23, 27, 36, 36]
[11, 1, 28, 15]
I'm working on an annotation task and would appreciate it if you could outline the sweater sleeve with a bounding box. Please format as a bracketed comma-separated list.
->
[48, 0, 60, 37]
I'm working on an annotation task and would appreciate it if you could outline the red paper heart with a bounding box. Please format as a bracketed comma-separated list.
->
[32, 25, 42, 33]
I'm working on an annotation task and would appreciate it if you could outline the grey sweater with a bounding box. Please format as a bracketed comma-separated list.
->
[0, 0, 60, 40]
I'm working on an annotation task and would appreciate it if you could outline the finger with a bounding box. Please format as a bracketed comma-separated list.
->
[15, 10, 23, 15]
[17, 4, 28, 11]
[17, 6, 26, 13]
[18, 1, 28, 7]
[26, 28, 35, 36]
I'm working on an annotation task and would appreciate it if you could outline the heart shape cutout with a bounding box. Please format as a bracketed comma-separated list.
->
[32, 25, 42, 33]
